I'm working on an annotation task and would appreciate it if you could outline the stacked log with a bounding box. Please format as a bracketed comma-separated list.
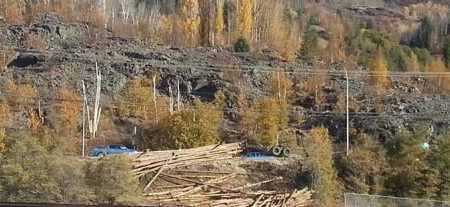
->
[132, 143, 313, 207]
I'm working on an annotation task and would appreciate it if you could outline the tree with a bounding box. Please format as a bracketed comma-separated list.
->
[406, 51, 420, 72]
[299, 25, 318, 62]
[0, 133, 90, 203]
[54, 87, 82, 155]
[3, 80, 37, 110]
[181, 0, 201, 47]
[443, 38, 450, 68]
[257, 98, 280, 146]
[0, 101, 11, 129]
[237, 0, 252, 40]
[0, 129, 5, 153]
[145, 92, 223, 150]
[429, 135, 450, 200]
[234, 36, 250, 52]
[384, 130, 438, 198]
[303, 126, 342, 207]
[413, 17, 434, 50]
[214, 0, 224, 45]
[425, 58, 450, 93]
[85, 156, 138, 204]
[339, 134, 386, 194]
[369, 50, 389, 93]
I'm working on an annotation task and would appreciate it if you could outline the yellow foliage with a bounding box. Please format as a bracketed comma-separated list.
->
[406, 52, 420, 72]
[237, 0, 252, 40]
[0, 101, 11, 128]
[237, 94, 258, 136]
[27, 110, 40, 133]
[148, 97, 222, 150]
[301, 62, 326, 96]
[303, 126, 342, 206]
[0, 128, 5, 153]
[55, 87, 81, 127]
[369, 50, 389, 93]
[214, 2, 225, 44]
[4, 80, 37, 109]
[269, 71, 294, 99]
[0, 50, 14, 72]
[119, 77, 169, 125]
[181, 0, 201, 47]
[425, 58, 450, 93]
[257, 97, 289, 146]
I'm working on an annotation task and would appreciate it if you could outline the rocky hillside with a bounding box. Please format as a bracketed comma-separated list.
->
[1, 13, 449, 148]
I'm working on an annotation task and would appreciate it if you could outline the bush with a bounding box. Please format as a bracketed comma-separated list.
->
[234, 37, 251, 52]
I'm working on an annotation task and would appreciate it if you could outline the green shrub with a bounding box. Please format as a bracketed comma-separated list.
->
[234, 36, 251, 52]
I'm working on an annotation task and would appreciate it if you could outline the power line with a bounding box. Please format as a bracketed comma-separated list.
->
[0, 94, 447, 120]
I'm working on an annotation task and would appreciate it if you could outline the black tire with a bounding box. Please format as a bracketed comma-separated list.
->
[271, 146, 282, 157]
[282, 147, 291, 157]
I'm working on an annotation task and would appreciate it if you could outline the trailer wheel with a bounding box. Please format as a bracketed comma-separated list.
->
[282, 148, 291, 157]
[271, 147, 282, 157]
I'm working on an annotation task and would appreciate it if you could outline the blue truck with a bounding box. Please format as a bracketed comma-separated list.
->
[91, 145, 136, 157]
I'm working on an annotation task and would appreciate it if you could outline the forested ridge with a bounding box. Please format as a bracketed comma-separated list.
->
[1, 0, 450, 206]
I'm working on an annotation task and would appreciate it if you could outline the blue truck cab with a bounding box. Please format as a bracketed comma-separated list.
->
[242, 151, 274, 158]
[91, 145, 136, 157]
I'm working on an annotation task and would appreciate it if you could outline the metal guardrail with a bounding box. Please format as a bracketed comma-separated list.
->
[345, 193, 450, 207]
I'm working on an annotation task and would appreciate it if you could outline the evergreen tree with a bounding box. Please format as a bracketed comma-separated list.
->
[299, 25, 317, 62]
[413, 17, 434, 50]
[443, 38, 450, 68]
[339, 134, 387, 194]
[384, 129, 438, 198]
[429, 135, 450, 200]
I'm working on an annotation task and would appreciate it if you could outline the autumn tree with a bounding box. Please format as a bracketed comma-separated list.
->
[119, 77, 168, 125]
[181, 0, 201, 47]
[237, 0, 252, 40]
[145, 91, 224, 150]
[406, 51, 420, 72]
[214, 0, 225, 45]
[0, 0, 23, 23]
[54, 87, 82, 155]
[236, 94, 258, 137]
[3, 80, 37, 110]
[369, 50, 389, 93]
[0, 101, 11, 129]
[269, 71, 294, 101]
[426, 58, 450, 93]
[303, 126, 342, 207]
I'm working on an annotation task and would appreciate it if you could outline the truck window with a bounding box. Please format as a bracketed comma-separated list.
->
[110, 145, 119, 149]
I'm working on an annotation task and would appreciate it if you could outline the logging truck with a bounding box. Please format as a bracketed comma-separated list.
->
[242, 145, 291, 158]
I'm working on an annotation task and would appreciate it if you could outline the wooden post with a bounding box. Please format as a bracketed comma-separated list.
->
[153, 75, 158, 122]
[169, 85, 174, 115]
[177, 79, 181, 111]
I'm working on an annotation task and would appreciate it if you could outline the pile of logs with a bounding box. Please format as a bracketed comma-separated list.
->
[132, 143, 313, 207]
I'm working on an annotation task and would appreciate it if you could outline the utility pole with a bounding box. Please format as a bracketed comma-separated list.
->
[81, 81, 86, 157]
[345, 67, 350, 156]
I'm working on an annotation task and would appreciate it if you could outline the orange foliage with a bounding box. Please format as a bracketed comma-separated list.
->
[0, 128, 5, 153]
[27, 110, 40, 133]
[406, 52, 420, 72]
[0, 0, 23, 23]
[301, 62, 327, 96]
[54, 86, 82, 155]
[369, 50, 389, 93]
[0, 101, 11, 128]
[4, 80, 37, 109]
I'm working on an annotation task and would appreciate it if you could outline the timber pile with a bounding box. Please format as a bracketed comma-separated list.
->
[132, 143, 313, 207]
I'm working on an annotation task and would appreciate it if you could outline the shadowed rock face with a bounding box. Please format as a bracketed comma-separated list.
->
[1, 13, 450, 146]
